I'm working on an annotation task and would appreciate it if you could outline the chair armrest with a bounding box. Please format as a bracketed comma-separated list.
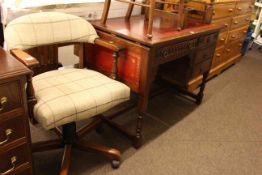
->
[10, 49, 40, 68]
[94, 38, 125, 52]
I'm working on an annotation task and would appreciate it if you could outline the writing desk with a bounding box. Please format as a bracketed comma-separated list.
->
[86, 16, 221, 147]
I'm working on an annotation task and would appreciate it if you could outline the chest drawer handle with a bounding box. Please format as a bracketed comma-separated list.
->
[226, 49, 231, 52]
[245, 18, 250, 21]
[231, 35, 236, 39]
[0, 97, 8, 112]
[237, 7, 242, 11]
[228, 8, 233, 12]
[233, 21, 238, 24]
[216, 53, 221, 57]
[0, 156, 16, 175]
[243, 30, 247, 34]
[0, 129, 13, 146]
[220, 38, 225, 42]
[224, 23, 229, 27]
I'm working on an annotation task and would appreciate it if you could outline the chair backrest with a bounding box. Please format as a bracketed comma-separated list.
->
[4, 12, 99, 74]
[4, 12, 99, 51]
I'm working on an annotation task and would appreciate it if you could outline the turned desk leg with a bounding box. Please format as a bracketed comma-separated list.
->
[134, 113, 143, 148]
[196, 72, 209, 105]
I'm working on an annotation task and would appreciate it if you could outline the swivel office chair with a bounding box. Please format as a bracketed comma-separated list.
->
[4, 12, 130, 175]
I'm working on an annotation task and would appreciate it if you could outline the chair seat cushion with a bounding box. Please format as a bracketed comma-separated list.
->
[33, 68, 130, 130]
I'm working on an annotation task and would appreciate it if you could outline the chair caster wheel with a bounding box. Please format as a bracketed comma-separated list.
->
[95, 123, 104, 134]
[111, 160, 120, 169]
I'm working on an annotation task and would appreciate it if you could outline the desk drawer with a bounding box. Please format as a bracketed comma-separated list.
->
[198, 33, 218, 49]
[0, 81, 22, 114]
[223, 40, 243, 61]
[228, 26, 248, 43]
[213, 3, 236, 19]
[0, 117, 26, 147]
[235, 2, 253, 15]
[194, 47, 215, 64]
[192, 59, 212, 78]
[211, 46, 224, 68]
[0, 144, 29, 175]
[217, 32, 228, 48]
[212, 17, 231, 32]
[231, 14, 251, 30]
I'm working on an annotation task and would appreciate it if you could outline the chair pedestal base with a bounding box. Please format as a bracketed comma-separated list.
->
[32, 122, 121, 175]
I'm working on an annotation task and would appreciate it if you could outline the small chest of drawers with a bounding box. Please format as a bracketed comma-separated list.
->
[0, 48, 33, 175]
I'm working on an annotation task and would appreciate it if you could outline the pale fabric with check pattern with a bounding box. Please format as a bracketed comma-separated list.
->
[33, 68, 130, 130]
[4, 12, 130, 130]
[4, 12, 98, 50]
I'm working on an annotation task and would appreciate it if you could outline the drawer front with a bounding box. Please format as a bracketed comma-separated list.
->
[0, 144, 30, 175]
[211, 46, 225, 68]
[227, 25, 248, 43]
[223, 40, 243, 61]
[198, 33, 219, 49]
[194, 47, 216, 64]
[0, 81, 22, 114]
[235, 2, 253, 15]
[0, 117, 26, 147]
[231, 14, 251, 30]
[192, 59, 212, 78]
[212, 17, 232, 32]
[213, 3, 236, 19]
[217, 31, 228, 48]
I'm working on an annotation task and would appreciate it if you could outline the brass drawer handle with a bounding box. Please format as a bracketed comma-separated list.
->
[220, 38, 225, 42]
[231, 35, 236, 38]
[239, 43, 243, 47]
[0, 97, 8, 112]
[237, 7, 242, 11]
[224, 23, 229, 27]
[226, 49, 231, 52]
[243, 30, 247, 34]
[233, 21, 238, 24]
[0, 156, 16, 175]
[228, 8, 233, 12]
[0, 129, 13, 146]
[216, 53, 221, 57]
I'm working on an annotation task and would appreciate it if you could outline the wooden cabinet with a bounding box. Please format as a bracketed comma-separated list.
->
[0, 48, 33, 175]
[189, 0, 254, 79]
[213, 3, 236, 19]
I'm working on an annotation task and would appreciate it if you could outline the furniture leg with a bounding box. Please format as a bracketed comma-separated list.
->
[101, 0, 112, 24]
[32, 139, 63, 152]
[147, 0, 156, 39]
[75, 140, 121, 169]
[126, 0, 135, 19]
[60, 144, 72, 175]
[134, 112, 143, 148]
[196, 72, 209, 105]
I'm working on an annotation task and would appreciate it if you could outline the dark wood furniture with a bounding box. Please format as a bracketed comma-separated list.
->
[187, 0, 254, 80]
[88, 16, 221, 147]
[11, 41, 128, 175]
[0, 47, 33, 175]
[5, 12, 134, 175]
